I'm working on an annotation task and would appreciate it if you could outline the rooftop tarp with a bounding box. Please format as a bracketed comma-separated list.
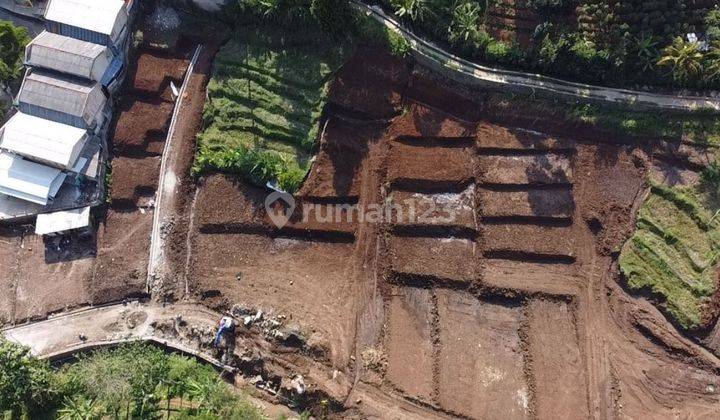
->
[45, 0, 127, 40]
[35, 206, 91, 235]
[0, 112, 89, 170]
[0, 152, 67, 206]
[18, 70, 107, 129]
[26, 31, 110, 81]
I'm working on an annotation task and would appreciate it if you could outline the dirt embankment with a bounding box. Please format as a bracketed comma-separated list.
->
[167, 42, 720, 419]
[91, 46, 191, 305]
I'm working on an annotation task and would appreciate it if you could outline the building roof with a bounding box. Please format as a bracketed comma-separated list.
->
[0, 112, 89, 169]
[0, 152, 67, 206]
[18, 70, 106, 127]
[45, 0, 127, 36]
[26, 31, 110, 81]
[35, 206, 91, 235]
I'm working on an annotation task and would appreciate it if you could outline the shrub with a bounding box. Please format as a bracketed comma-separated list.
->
[0, 338, 55, 417]
[0, 20, 30, 86]
[355, 12, 411, 57]
[389, 0, 431, 23]
[705, 8, 720, 41]
[311, 0, 354, 36]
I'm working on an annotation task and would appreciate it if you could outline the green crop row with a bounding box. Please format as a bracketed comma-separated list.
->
[620, 182, 720, 329]
[193, 24, 350, 191]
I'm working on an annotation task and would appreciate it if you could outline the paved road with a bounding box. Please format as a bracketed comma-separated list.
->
[3, 301, 225, 362]
[353, 1, 720, 111]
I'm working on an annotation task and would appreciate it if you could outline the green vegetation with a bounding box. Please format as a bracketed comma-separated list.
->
[474, 90, 720, 146]
[193, 24, 350, 192]
[620, 177, 720, 330]
[355, 11, 411, 57]
[0, 340, 264, 419]
[565, 103, 720, 145]
[0, 20, 29, 87]
[374, 0, 720, 89]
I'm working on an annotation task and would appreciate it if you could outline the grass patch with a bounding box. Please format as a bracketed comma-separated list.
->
[193, 24, 351, 192]
[620, 181, 720, 330]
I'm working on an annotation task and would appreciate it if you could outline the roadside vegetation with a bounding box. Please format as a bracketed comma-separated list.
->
[0, 340, 264, 419]
[376, 0, 720, 90]
[620, 165, 720, 330]
[0, 20, 29, 87]
[0, 20, 30, 119]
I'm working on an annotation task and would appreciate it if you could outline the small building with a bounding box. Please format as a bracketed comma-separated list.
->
[0, 112, 89, 171]
[25, 31, 112, 82]
[44, 0, 129, 52]
[0, 152, 67, 206]
[17, 70, 108, 132]
[35, 206, 92, 236]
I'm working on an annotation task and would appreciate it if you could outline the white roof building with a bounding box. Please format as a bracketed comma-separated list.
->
[45, 0, 128, 44]
[35, 206, 91, 235]
[0, 152, 67, 206]
[18, 70, 107, 129]
[25, 31, 111, 81]
[0, 112, 89, 170]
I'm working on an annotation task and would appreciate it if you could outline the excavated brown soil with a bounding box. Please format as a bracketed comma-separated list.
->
[178, 45, 720, 418]
[3, 38, 720, 418]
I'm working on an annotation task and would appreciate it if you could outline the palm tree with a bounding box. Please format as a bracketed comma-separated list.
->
[702, 41, 720, 85]
[657, 37, 704, 86]
[57, 396, 100, 420]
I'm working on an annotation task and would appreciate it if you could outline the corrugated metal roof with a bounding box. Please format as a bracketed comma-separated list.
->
[45, 0, 126, 36]
[26, 31, 109, 81]
[35, 206, 91, 235]
[0, 152, 67, 205]
[0, 112, 88, 169]
[18, 70, 106, 126]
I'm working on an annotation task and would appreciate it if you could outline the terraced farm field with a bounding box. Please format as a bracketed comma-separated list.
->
[621, 183, 720, 330]
[174, 44, 720, 418]
[194, 26, 350, 191]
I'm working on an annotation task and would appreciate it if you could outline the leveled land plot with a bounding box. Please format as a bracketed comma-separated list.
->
[483, 223, 576, 257]
[527, 299, 589, 419]
[112, 99, 174, 155]
[13, 234, 93, 321]
[620, 183, 720, 330]
[194, 25, 350, 192]
[89, 211, 152, 304]
[387, 186, 476, 230]
[0, 228, 93, 324]
[386, 103, 476, 139]
[479, 188, 575, 219]
[436, 290, 529, 419]
[384, 287, 435, 402]
[389, 237, 478, 282]
[188, 233, 356, 361]
[478, 154, 573, 185]
[130, 50, 189, 95]
[387, 142, 475, 185]
[109, 156, 161, 206]
[194, 174, 267, 227]
[476, 124, 575, 151]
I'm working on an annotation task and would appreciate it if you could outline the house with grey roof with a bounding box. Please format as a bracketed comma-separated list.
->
[17, 69, 108, 132]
